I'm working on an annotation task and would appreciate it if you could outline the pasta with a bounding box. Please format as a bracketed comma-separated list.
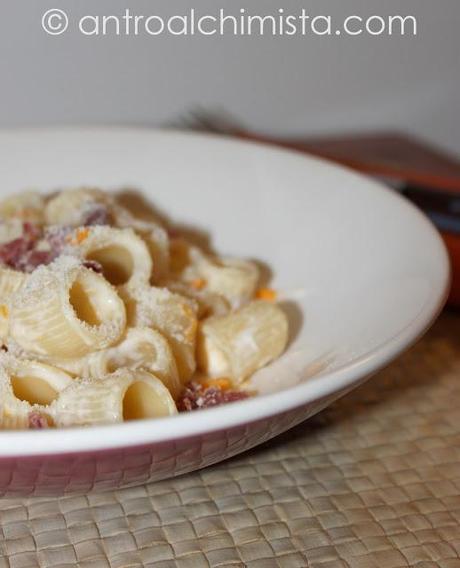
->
[0, 218, 29, 244]
[166, 280, 230, 319]
[111, 204, 170, 283]
[48, 327, 182, 400]
[0, 191, 45, 224]
[51, 369, 177, 427]
[197, 301, 289, 383]
[122, 284, 198, 382]
[0, 268, 27, 341]
[0, 267, 27, 299]
[0, 354, 73, 429]
[9, 256, 126, 358]
[44, 187, 110, 226]
[0, 187, 291, 429]
[46, 188, 170, 282]
[0, 369, 32, 429]
[72, 225, 153, 287]
[198, 257, 260, 309]
[168, 238, 259, 309]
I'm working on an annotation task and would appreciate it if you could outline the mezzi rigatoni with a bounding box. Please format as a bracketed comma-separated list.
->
[0, 187, 290, 429]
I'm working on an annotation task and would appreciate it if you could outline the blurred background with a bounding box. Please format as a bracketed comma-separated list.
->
[1, 0, 459, 156]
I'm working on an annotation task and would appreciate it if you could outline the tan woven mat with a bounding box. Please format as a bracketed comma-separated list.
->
[1, 312, 460, 567]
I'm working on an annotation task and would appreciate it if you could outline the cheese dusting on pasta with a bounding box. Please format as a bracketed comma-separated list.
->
[0, 188, 289, 429]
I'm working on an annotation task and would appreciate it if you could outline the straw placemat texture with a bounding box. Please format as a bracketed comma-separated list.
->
[1, 312, 460, 568]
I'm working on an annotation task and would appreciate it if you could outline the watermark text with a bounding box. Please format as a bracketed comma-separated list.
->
[42, 8, 418, 38]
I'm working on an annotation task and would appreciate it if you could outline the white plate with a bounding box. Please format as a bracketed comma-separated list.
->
[0, 128, 449, 495]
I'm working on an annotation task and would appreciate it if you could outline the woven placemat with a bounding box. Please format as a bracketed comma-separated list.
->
[1, 313, 460, 568]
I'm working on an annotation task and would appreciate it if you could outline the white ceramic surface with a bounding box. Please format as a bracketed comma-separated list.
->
[0, 128, 449, 486]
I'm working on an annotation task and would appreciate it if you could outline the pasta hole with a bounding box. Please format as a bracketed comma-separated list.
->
[106, 360, 118, 374]
[11, 376, 58, 406]
[123, 381, 169, 421]
[87, 246, 133, 285]
[69, 279, 102, 326]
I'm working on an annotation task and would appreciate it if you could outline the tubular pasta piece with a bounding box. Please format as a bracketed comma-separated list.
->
[169, 239, 259, 309]
[122, 284, 198, 382]
[6, 356, 73, 406]
[51, 369, 177, 427]
[0, 267, 27, 299]
[197, 300, 289, 384]
[74, 225, 153, 287]
[9, 256, 126, 358]
[44, 187, 110, 226]
[198, 257, 259, 310]
[0, 191, 45, 224]
[168, 238, 205, 281]
[0, 187, 292, 428]
[50, 327, 181, 400]
[0, 268, 27, 341]
[112, 204, 170, 283]
[0, 354, 73, 429]
[105, 327, 181, 399]
[0, 219, 29, 244]
[166, 280, 230, 320]
[0, 366, 30, 429]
